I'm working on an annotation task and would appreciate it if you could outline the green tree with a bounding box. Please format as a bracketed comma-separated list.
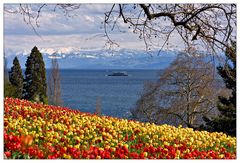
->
[8, 56, 24, 98]
[4, 57, 9, 83]
[4, 82, 16, 98]
[203, 42, 236, 136]
[23, 46, 48, 104]
[4, 57, 16, 98]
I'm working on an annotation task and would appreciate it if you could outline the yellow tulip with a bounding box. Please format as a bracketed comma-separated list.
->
[143, 152, 148, 157]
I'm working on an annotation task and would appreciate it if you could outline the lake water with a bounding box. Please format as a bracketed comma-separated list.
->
[47, 69, 160, 119]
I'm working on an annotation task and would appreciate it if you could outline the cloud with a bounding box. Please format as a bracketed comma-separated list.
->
[4, 4, 112, 35]
[84, 15, 95, 23]
[4, 32, 148, 56]
[4, 4, 187, 56]
[81, 4, 113, 15]
[4, 11, 35, 35]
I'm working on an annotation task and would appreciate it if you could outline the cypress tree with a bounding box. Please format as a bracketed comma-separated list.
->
[4, 57, 16, 98]
[23, 46, 48, 104]
[8, 56, 24, 98]
[203, 41, 236, 136]
[4, 57, 9, 83]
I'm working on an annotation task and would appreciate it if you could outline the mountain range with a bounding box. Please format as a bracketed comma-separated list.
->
[5, 48, 178, 69]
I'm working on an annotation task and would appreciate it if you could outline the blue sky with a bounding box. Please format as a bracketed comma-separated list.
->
[4, 4, 143, 55]
[4, 4, 184, 56]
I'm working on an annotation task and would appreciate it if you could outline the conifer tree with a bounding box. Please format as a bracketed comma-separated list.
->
[9, 56, 24, 98]
[23, 46, 48, 104]
[4, 57, 16, 98]
[203, 41, 236, 136]
[4, 57, 9, 83]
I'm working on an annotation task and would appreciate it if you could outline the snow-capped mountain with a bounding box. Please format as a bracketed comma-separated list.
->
[5, 48, 178, 69]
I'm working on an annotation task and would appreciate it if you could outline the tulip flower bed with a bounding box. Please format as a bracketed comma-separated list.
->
[4, 97, 236, 159]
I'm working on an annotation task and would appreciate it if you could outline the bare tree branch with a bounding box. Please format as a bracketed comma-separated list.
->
[105, 4, 236, 53]
[132, 49, 228, 128]
[4, 4, 236, 54]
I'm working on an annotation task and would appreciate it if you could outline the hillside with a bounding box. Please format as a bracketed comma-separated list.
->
[4, 97, 236, 159]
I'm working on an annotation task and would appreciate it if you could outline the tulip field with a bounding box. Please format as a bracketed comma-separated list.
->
[4, 97, 236, 159]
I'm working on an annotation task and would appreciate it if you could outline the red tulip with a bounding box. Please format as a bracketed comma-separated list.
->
[4, 151, 11, 158]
